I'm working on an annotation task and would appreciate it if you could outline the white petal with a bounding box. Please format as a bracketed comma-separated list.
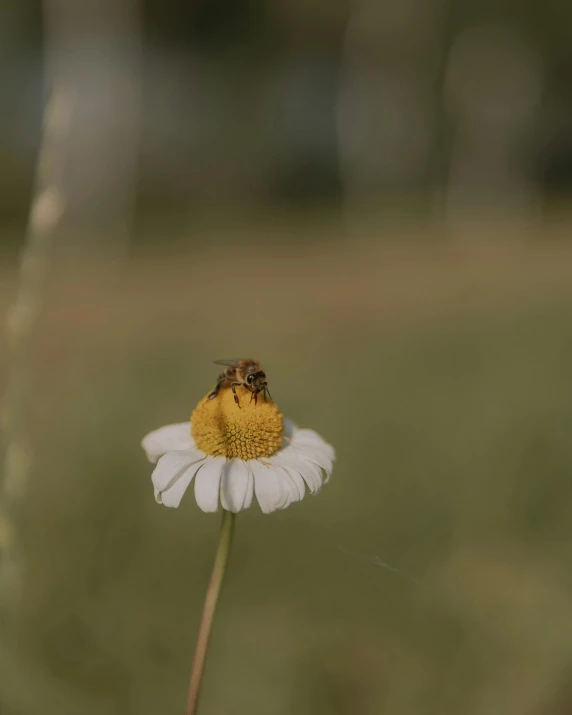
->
[289, 429, 335, 482]
[281, 418, 298, 446]
[194, 457, 225, 512]
[271, 451, 323, 494]
[161, 459, 206, 508]
[152, 450, 205, 491]
[220, 459, 253, 513]
[251, 460, 291, 514]
[271, 464, 305, 502]
[142, 423, 196, 463]
[288, 444, 334, 482]
[293, 428, 336, 461]
[243, 464, 254, 510]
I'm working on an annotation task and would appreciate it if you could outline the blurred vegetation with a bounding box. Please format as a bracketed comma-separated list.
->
[2, 0, 572, 713]
[1, 232, 572, 713]
[2, 0, 572, 241]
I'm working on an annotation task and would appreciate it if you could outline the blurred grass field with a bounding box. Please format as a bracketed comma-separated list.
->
[3, 219, 572, 714]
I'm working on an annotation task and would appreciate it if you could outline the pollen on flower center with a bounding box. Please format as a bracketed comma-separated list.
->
[191, 386, 284, 460]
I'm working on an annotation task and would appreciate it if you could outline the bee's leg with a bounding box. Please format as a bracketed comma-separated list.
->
[231, 382, 241, 407]
[208, 383, 220, 400]
[264, 387, 272, 402]
[253, 392, 258, 405]
[208, 375, 225, 400]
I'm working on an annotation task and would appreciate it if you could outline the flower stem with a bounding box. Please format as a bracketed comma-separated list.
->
[185, 509, 235, 715]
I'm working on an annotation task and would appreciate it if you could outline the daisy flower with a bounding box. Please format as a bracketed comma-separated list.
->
[141, 379, 335, 715]
[142, 385, 335, 514]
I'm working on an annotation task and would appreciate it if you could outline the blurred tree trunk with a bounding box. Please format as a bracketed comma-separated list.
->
[44, 0, 142, 254]
[443, 23, 543, 235]
[337, 0, 446, 227]
[1, 0, 142, 711]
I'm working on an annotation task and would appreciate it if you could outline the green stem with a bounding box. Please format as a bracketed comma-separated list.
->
[185, 509, 235, 715]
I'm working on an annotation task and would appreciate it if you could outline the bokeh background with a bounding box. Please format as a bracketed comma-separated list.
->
[2, 1, 572, 713]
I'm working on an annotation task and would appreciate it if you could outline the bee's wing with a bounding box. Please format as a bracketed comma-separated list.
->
[213, 359, 243, 367]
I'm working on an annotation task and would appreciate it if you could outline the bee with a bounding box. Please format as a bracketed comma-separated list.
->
[208, 359, 271, 407]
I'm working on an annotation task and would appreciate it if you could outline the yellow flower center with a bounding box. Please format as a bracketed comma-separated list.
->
[191, 386, 284, 459]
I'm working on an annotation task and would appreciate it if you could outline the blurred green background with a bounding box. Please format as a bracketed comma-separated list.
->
[2, 1, 572, 714]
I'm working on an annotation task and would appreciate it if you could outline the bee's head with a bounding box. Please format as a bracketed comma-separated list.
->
[246, 371, 267, 393]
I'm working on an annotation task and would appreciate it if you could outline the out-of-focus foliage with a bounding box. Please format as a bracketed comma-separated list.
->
[1, 0, 572, 240]
[3, 231, 572, 713]
[2, 0, 572, 713]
